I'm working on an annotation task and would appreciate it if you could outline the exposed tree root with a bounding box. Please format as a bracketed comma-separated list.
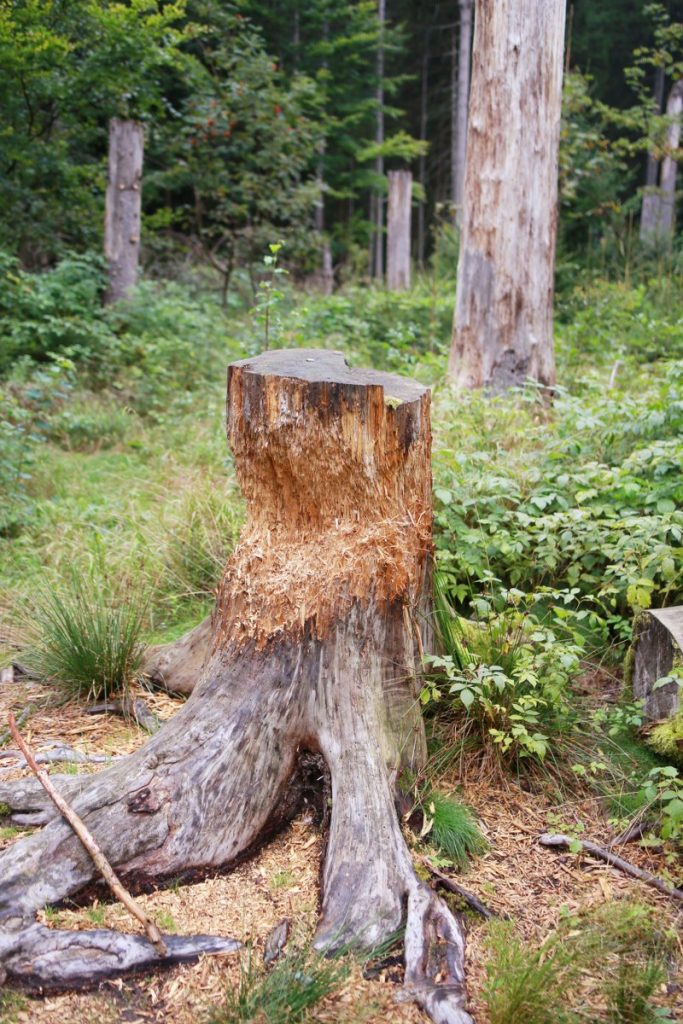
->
[0, 351, 475, 1022]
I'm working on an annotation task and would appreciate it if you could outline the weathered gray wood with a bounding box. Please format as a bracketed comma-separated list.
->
[656, 79, 683, 242]
[449, 0, 566, 392]
[453, 0, 474, 220]
[387, 171, 412, 291]
[628, 607, 682, 721]
[104, 118, 144, 305]
[141, 615, 212, 696]
[0, 350, 471, 1022]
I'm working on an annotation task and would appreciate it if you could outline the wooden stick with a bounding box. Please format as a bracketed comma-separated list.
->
[422, 857, 503, 920]
[539, 833, 683, 903]
[7, 712, 167, 956]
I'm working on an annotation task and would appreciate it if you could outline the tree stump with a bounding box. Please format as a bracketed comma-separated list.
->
[0, 350, 472, 1024]
[627, 608, 683, 721]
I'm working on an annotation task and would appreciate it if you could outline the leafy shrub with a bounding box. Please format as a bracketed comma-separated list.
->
[206, 946, 348, 1024]
[0, 250, 113, 372]
[420, 791, 487, 869]
[23, 575, 147, 701]
[45, 398, 135, 451]
[423, 582, 584, 767]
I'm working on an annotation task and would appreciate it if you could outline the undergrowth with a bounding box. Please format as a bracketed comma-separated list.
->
[205, 945, 348, 1024]
[419, 791, 488, 870]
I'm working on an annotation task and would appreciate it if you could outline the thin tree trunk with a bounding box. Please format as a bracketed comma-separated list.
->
[655, 78, 683, 243]
[454, 0, 473, 222]
[640, 66, 666, 243]
[104, 119, 144, 305]
[449, 0, 566, 393]
[373, 0, 386, 280]
[0, 350, 472, 1024]
[450, 22, 458, 220]
[387, 170, 412, 290]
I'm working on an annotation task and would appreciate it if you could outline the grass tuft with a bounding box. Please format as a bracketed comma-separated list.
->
[22, 574, 147, 701]
[206, 945, 348, 1024]
[425, 791, 487, 870]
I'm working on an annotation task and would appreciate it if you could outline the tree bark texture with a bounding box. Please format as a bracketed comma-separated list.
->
[104, 119, 144, 305]
[387, 170, 412, 291]
[655, 79, 683, 243]
[454, 0, 474, 220]
[640, 66, 666, 243]
[449, 0, 566, 392]
[0, 350, 472, 1023]
[627, 608, 682, 721]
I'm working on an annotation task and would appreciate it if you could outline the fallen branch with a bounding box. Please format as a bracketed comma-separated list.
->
[538, 833, 683, 902]
[422, 858, 502, 920]
[7, 712, 168, 955]
[87, 697, 161, 734]
[0, 743, 120, 766]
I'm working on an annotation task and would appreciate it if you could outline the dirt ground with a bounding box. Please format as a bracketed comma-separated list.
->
[1, 678, 681, 1024]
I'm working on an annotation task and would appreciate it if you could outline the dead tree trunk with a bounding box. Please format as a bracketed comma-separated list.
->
[449, 0, 565, 392]
[0, 350, 472, 1024]
[387, 170, 412, 291]
[656, 79, 683, 243]
[104, 119, 144, 305]
[640, 66, 666, 244]
[454, 0, 473, 222]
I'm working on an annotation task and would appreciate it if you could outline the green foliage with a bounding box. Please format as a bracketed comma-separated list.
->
[423, 582, 585, 767]
[420, 792, 487, 870]
[483, 902, 676, 1024]
[0, 989, 27, 1024]
[206, 945, 348, 1024]
[23, 574, 147, 701]
[0, 0, 187, 262]
[253, 243, 289, 350]
[164, 490, 242, 598]
[482, 921, 580, 1024]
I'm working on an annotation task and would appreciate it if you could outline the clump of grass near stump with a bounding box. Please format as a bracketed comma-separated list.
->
[206, 945, 348, 1024]
[424, 791, 488, 870]
[23, 575, 147, 701]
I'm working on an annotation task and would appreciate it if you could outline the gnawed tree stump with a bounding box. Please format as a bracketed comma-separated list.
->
[0, 350, 472, 1023]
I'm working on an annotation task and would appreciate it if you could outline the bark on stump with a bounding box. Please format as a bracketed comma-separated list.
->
[387, 170, 412, 292]
[0, 350, 472, 1024]
[104, 118, 144, 305]
[627, 608, 683, 721]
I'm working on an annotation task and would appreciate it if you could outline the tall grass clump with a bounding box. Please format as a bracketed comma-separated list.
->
[206, 946, 348, 1024]
[23, 575, 147, 701]
[164, 490, 242, 598]
[422, 791, 487, 869]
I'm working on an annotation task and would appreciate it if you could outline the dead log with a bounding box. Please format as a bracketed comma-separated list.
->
[104, 118, 144, 305]
[627, 607, 682, 721]
[0, 350, 472, 1023]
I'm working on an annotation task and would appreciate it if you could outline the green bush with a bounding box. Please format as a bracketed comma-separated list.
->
[423, 582, 585, 767]
[23, 574, 147, 701]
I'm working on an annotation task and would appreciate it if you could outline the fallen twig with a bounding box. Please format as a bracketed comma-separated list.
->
[87, 697, 161, 734]
[538, 833, 683, 903]
[0, 743, 119, 766]
[7, 712, 168, 955]
[613, 820, 648, 846]
[422, 857, 503, 920]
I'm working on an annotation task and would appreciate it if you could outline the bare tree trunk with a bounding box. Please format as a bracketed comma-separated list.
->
[449, 0, 565, 393]
[656, 78, 683, 242]
[640, 66, 666, 243]
[454, 0, 473, 222]
[104, 119, 144, 305]
[417, 42, 429, 268]
[0, 350, 472, 1024]
[373, 0, 386, 280]
[387, 170, 412, 290]
[450, 22, 458, 221]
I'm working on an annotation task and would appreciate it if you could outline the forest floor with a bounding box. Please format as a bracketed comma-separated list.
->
[1, 676, 681, 1024]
